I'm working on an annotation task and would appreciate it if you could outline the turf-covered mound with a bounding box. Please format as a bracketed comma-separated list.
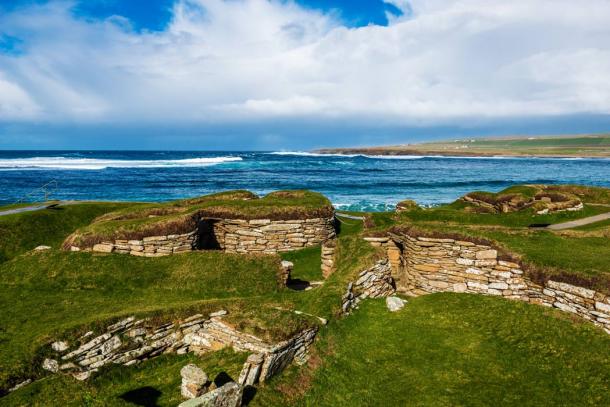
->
[63, 190, 334, 249]
[462, 185, 584, 214]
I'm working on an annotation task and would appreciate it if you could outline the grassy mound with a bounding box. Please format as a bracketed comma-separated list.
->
[0, 249, 303, 392]
[0, 202, 132, 263]
[254, 294, 610, 406]
[463, 185, 583, 214]
[64, 190, 334, 248]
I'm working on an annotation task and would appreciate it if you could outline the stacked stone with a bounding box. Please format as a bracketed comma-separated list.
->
[280, 261, 293, 285]
[363, 237, 401, 273]
[384, 232, 610, 334]
[42, 313, 319, 383]
[321, 240, 336, 278]
[342, 259, 395, 314]
[88, 231, 198, 257]
[213, 217, 336, 254]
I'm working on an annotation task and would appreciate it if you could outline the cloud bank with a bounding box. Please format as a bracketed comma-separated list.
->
[1, 0, 610, 127]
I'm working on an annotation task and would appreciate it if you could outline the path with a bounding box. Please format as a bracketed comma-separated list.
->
[547, 212, 610, 230]
[0, 201, 74, 217]
[335, 212, 366, 220]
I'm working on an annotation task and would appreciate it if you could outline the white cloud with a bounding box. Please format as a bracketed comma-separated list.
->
[1, 0, 610, 125]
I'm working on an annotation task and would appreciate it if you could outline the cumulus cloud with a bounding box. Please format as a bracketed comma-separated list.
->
[1, 0, 610, 125]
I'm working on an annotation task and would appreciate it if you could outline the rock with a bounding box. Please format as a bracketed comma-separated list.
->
[181, 364, 209, 399]
[51, 341, 69, 352]
[386, 296, 407, 312]
[178, 382, 242, 407]
[9, 379, 32, 392]
[92, 243, 114, 253]
[42, 358, 59, 373]
[238, 353, 264, 386]
[34, 245, 51, 251]
[209, 310, 228, 318]
[475, 249, 497, 260]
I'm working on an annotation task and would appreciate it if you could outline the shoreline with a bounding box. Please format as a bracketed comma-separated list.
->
[312, 148, 610, 159]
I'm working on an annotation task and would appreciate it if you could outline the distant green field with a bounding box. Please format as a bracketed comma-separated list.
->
[317, 134, 610, 157]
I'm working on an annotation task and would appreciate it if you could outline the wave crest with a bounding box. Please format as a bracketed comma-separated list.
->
[0, 156, 243, 170]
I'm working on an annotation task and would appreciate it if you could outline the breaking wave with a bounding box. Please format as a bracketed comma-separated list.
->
[0, 156, 243, 170]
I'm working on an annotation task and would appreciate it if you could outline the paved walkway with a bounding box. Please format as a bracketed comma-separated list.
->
[547, 212, 610, 230]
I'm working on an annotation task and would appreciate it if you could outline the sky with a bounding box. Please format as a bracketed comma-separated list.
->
[1, 0, 610, 150]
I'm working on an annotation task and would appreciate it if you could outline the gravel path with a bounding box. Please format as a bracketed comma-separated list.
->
[547, 212, 610, 230]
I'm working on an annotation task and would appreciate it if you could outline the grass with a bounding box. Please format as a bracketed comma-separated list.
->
[253, 294, 610, 406]
[0, 203, 132, 263]
[4, 186, 610, 406]
[2, 349, 247, 407]
[317, 134, 610, 157]
[281, 245, 323, 282]
[0, 250, 292, 391]
[66, 190, 334, 248]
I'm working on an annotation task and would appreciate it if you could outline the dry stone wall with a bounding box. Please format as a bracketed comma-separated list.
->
[88, 231, 198, 257]
[342, 259, 396, 314]
[42, 313, 318, 383]
[367, 233, 610, 334]
[85, 217, 336, 256]
[212, 217, 336, 254]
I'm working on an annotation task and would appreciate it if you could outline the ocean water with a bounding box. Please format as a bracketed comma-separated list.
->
[1, 150, 609, 211]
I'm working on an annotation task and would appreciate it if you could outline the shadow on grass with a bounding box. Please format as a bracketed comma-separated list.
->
[120, 386, 162, 407]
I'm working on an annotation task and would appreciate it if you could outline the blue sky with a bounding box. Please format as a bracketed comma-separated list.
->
[1, 0, 609, 150]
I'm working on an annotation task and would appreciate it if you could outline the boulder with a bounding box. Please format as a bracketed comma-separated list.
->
[42, 358, 59, 373]
[386, 296, 407, 312]
[181, 364, 209, 399]
[51, 341, 69, 352]
[34, 245, 51, 251]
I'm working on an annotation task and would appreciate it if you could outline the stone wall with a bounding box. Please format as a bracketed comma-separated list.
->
[85, 217, 336, 256]
[212, 217, 336, 254]
[341, 259, 396, 314]
[42, 312, 318, 383]
[368, 233, 610, 334]
[88, 231, 198, 257]
[321, 240, 336, 278]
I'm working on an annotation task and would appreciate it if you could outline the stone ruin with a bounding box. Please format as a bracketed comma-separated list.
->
[40, 311, 318, 386]
[364, 232, 610, 334]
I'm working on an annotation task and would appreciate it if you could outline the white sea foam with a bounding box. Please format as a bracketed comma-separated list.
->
[0, 156, 243, 170]
[267, 151, 361, 158]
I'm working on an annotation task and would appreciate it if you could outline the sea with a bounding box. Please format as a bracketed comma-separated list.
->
[1, 150, 609, 211]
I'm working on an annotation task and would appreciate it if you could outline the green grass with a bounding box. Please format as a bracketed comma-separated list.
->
[281, 246, 323, 282]
[2, 349, 246, 407]
[574, 218, 610, 231]
[0, 203, 132, 262]
[254, 294, 610, 406]
[0, 250, 287, 391]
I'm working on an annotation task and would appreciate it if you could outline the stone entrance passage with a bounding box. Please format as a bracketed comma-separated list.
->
[197, 219, 221, 250]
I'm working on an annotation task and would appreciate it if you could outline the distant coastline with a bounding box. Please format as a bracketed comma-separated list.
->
[313, 134, 610, 158]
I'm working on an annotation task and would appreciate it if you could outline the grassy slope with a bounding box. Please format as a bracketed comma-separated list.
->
[0, 203, 132, 262]
[254, 295, 610, 406]
[0, 250, 285, 391]
[2, 349, 246, 407]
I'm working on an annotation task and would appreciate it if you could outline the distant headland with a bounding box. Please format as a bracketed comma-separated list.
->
[314, 133, 610, 158]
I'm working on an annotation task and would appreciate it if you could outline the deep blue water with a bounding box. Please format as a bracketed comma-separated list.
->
[1, 151, 609, 211]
